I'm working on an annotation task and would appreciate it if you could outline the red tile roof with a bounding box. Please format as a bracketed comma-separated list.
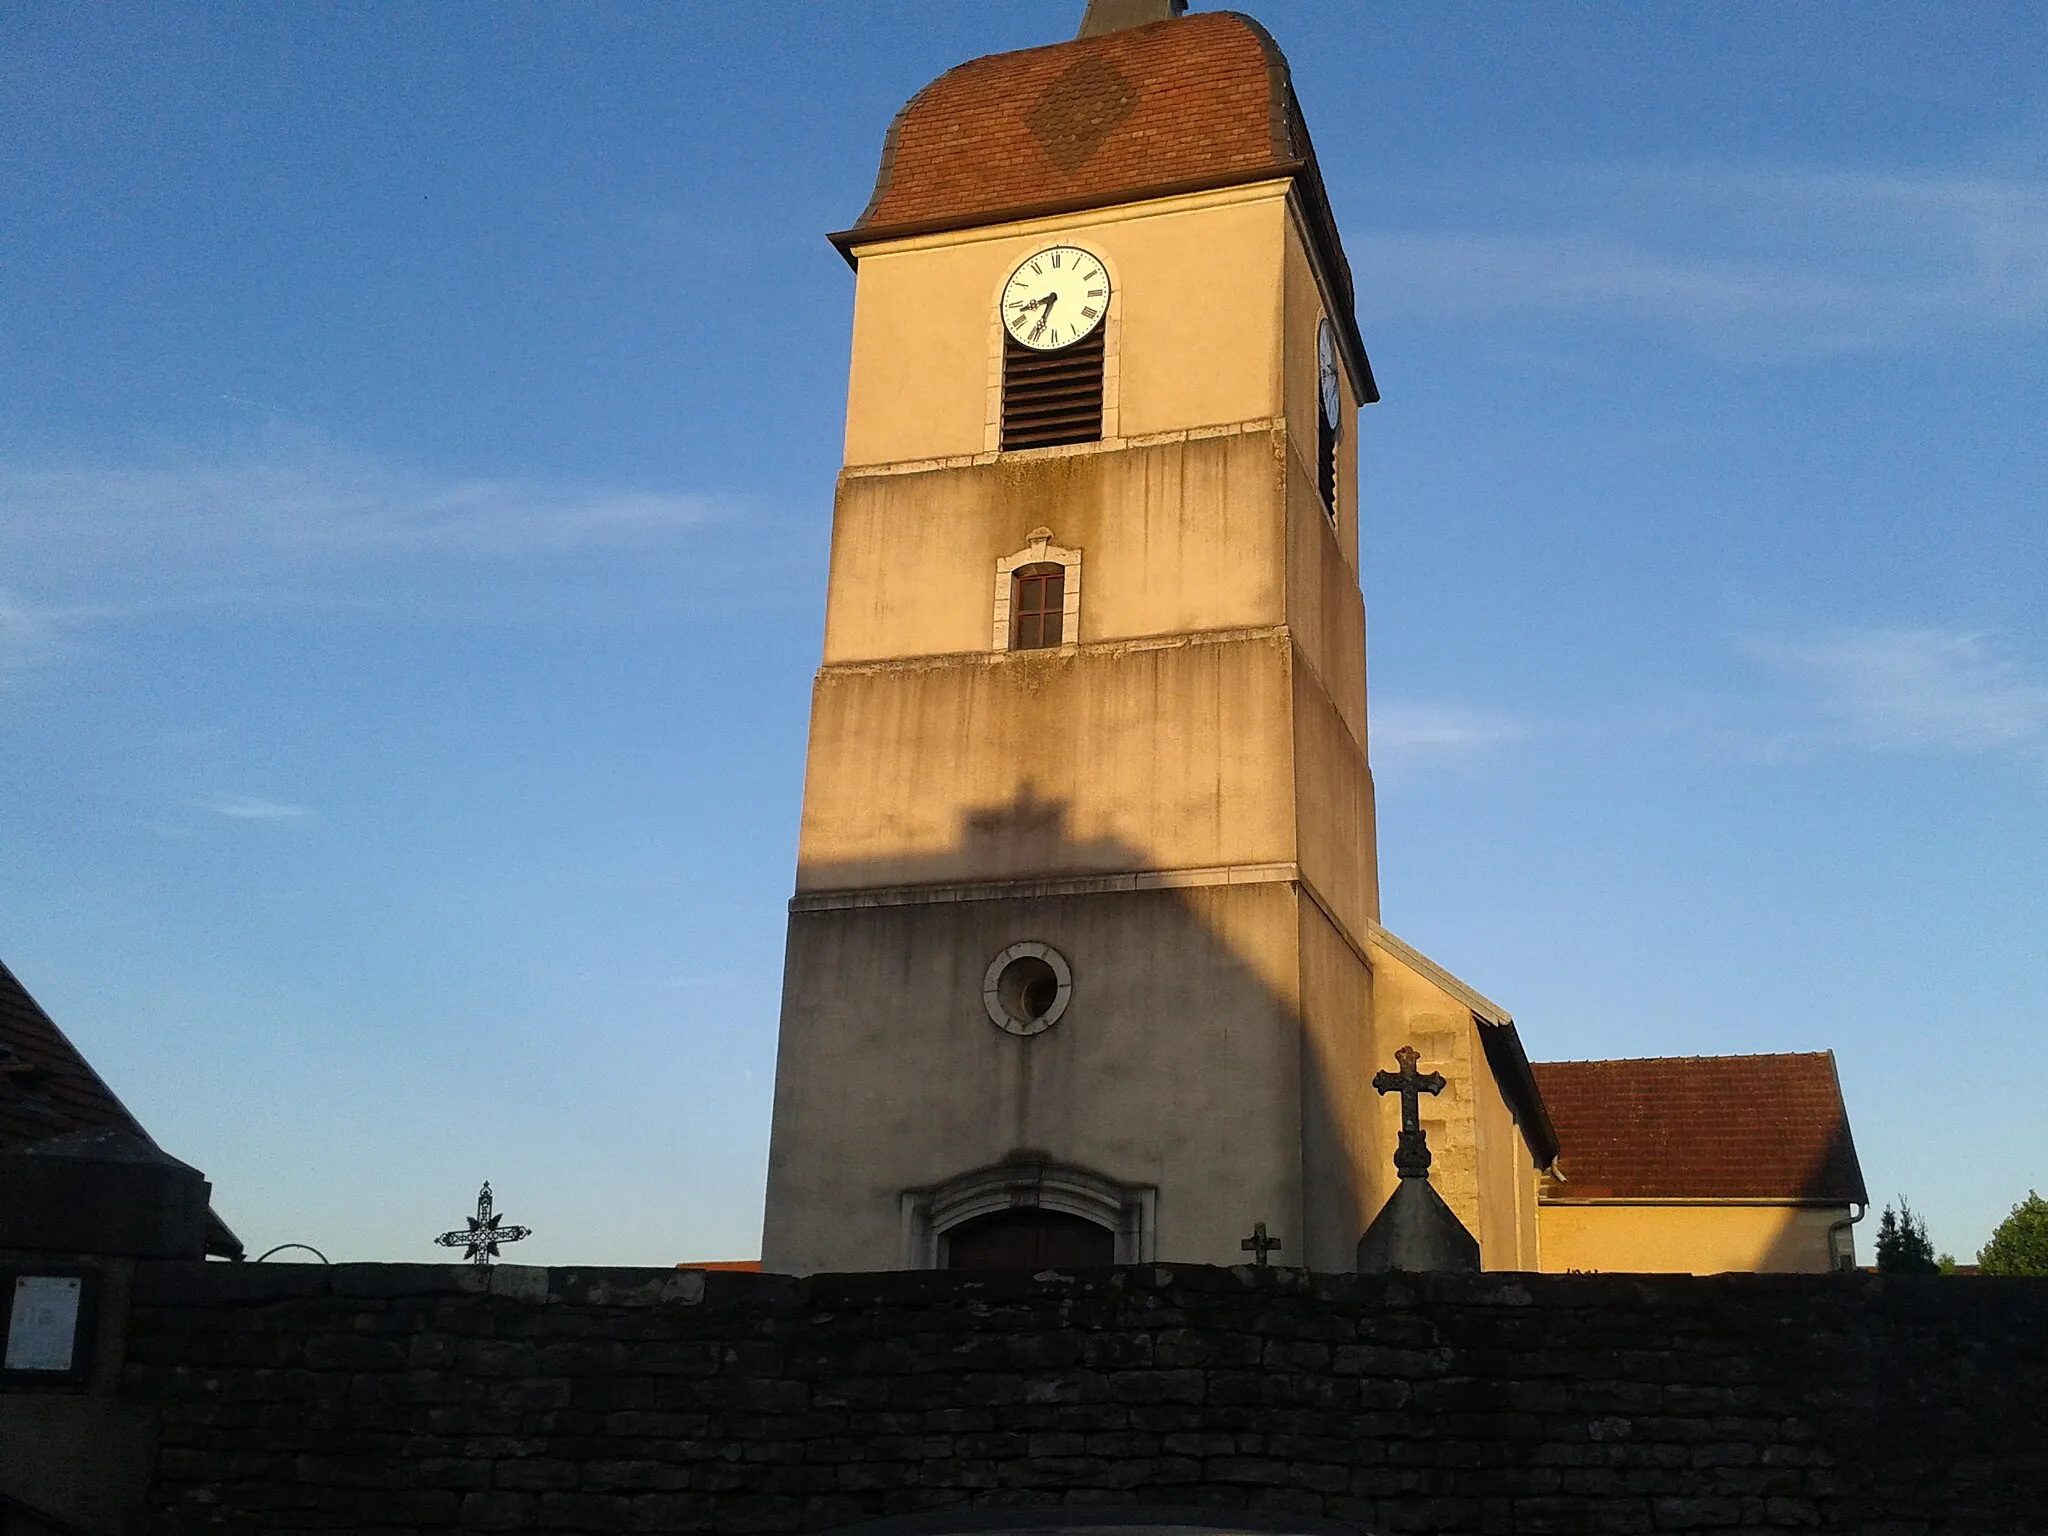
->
[1532, 1052, 1867, 1205]
[1, 956, 242, 1256]
[853, 12, 1291, 236]
[0, 958, 145, 1151]
[834, 11, 1376, 402]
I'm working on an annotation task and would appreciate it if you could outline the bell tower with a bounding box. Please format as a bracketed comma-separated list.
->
[761, 6, 1391, 1274]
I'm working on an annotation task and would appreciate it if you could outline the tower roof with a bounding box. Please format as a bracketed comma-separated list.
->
[832, 10, 1376, 402]
[1531, 1052, 1868, 1205]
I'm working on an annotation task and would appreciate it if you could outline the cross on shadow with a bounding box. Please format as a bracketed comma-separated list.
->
[1373, 1044, 1448, 1179]
[1240, 1221, 1282, 1266]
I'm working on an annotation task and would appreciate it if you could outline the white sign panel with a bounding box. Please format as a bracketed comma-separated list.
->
[6, 1275, 82, 1372]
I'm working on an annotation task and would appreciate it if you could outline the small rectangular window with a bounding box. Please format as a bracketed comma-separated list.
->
[1002, 330, 1104, 451]
[1011, 564, 1066, 650]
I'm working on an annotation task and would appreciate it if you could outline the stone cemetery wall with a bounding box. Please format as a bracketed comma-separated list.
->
[120, 1261, 2048, 1534]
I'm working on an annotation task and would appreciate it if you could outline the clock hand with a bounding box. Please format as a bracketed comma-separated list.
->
[1027, 292, 1057, 341]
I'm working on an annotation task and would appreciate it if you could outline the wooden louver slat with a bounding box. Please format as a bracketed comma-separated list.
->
[1002, 328, 1105, 450]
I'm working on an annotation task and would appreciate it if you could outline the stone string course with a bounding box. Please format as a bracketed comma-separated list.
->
[126, 1263, 2048, 1535]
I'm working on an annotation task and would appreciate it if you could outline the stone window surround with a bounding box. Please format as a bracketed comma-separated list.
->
[899, 1155, 1158, 1268]
[993, 528, 1082, 652]
[985, 245, 1122, 454]
[981, 940, 1073, 1036]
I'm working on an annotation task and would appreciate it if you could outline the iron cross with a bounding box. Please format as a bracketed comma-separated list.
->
[434, 1182, 532, 1267]
[1240, 1221, 1282, 1266]
[1373, 1044, 1447, 1179]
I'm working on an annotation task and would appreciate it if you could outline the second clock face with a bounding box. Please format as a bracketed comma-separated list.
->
[1002, 246, 1110, 351]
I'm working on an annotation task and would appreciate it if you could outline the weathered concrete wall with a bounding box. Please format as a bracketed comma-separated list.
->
[825, 432, 1291, 666]
[795, 634, 1300, 890]
[119, 1261, 2048, 1535]
[764, 885, 1310, 1274]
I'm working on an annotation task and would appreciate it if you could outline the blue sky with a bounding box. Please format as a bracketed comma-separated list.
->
[3, 2, 2043, 1267]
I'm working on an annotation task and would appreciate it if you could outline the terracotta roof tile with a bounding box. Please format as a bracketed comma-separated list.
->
[836, 11, 1375, 400]
[1532, 1053, 1867, 1205]
[0, 957, 145, 1151]
[854, 13, 1294, 236]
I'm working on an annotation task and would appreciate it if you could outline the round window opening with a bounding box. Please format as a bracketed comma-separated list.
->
[983, 942, 1072, 1036]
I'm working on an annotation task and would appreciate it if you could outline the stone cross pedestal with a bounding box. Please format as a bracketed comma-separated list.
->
[1356, 1047, 1481, 1273]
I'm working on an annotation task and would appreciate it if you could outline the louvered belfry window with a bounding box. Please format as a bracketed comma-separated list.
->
[1001, 327, 1105, 451]
[1010, 563, 1066, 650]
[1317, 408, 1339, 519]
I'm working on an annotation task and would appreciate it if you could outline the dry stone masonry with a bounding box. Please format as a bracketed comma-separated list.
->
[122, 1262, 2048, 1534]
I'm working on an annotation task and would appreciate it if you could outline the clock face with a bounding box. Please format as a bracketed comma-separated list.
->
[1317, 319, 1342, 429]
[1002, 245, 1111, 351]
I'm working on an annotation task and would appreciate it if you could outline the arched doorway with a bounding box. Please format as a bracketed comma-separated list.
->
[943, 1207, 1115, 1270]
[901, 1155, 1155, 1268]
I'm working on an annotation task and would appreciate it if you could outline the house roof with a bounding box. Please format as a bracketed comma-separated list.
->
[1531, 1052, 1868, 1205]
[832, 9, 1376, 402]
[0, 957, 242, 1257]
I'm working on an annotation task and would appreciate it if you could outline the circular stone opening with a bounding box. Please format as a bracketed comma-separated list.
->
[982, 942, 1072, 1036]
[996, 955, 1060, 1025]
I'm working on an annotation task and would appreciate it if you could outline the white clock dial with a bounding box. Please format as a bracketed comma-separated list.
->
[1002, 245, 1110, 352]
[1317, 318, 1342, 429]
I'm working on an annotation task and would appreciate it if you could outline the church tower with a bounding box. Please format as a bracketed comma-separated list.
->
[763, 4, 1397, 1275]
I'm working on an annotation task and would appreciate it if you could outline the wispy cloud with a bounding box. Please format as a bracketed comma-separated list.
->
[1352, 167, 2048, 359]
[0, 430, 796, 687]
[0, 432, 725, 609]
[207, 796, 311, 821]
[0, 591, 76, 681]
[0, 430, 786, 700]
[1742, 626, 2048, 757]
[1370, 702, 1527, 772]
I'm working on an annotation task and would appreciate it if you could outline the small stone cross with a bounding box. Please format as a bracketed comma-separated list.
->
[434, 1182, 532, 1267]
[1240, 1221, 1282, 1266]
[1373, 1044, 1447, 1179]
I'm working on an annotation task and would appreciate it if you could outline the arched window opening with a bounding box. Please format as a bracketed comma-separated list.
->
[944, 1207, 1115, 1270]
[1010, 562, 1066, 650]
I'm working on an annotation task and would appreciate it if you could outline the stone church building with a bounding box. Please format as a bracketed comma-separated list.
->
[758, 0, 1866, 1279]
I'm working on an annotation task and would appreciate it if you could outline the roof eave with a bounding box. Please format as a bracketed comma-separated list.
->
[1475, 1016, 1561, 1172]
[205, 1206, 245, 1261]
[1823, 1049, 1871, 1208]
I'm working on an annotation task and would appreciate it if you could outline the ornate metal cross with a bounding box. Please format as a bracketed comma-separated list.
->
[1240, 1221, 1282, 1266]
[435, 1182, 532, 1267]
[1373, 1044, 1447, 1179]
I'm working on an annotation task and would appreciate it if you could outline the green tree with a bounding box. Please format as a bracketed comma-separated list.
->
[1977, 1191, 2048, 1276]
[1875, 1197, 1938, 1274]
